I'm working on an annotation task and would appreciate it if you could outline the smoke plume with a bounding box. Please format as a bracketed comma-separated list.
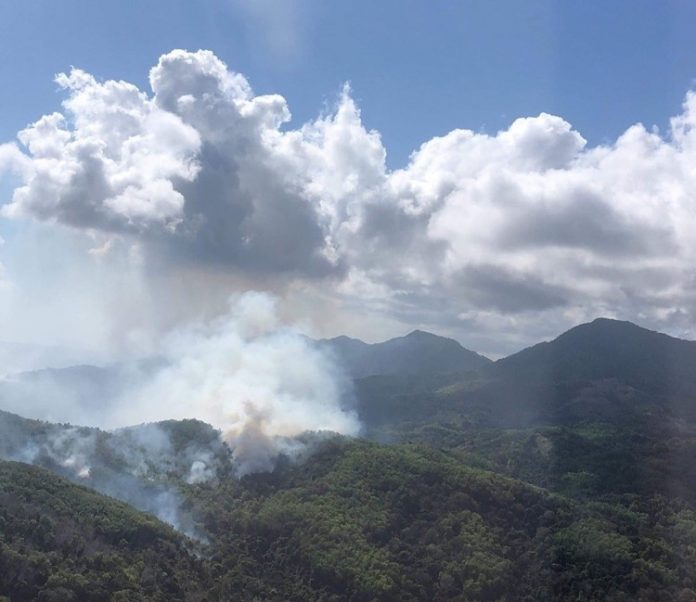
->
[115, 291, 361, 475]
[0, 291, 360, 478]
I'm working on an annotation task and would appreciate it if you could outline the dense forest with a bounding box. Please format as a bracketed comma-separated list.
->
[3, 318, 696, 600]
[0, 461, 207, 601]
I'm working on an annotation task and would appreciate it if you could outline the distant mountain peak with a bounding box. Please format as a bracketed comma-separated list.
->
[580, 316, 650, 330]
[554, 317, 691, 345]
[494, 317, 696, 393]
[405, 329, 435, 338]
[318, 329, 490, 379]
[323, 334, 366, 345]
[402, 329, 458, 343]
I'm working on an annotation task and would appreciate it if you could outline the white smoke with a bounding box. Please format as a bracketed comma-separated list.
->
[0, 409, 230, 534]
[0, 291, 360, 476]
[114, 291, 360, 475]
[6, 425, 97, 478]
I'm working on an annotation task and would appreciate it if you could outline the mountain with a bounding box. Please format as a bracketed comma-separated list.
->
[4, 318, 696, 599]
[318, 329, 491, 378]
[355, 318, 696, 432]
[492, 318, 696, 397]
[0, 460, 207, 601]
[194, 438, 687, 601]
[349, 319, 696, 507]
[4, 391, 696, 598]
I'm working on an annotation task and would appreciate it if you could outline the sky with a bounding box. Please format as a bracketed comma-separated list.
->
[2, 1, 696, 365]
[2, 1, 696, 167]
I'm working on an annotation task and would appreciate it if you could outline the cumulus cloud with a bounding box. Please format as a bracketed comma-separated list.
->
[3, 49, 696, 354]
[3, 50, 338, 279]
[5, 72, 200, 229]
[0, 142, 31, 177]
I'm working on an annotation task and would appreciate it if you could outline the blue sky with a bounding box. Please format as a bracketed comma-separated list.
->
[2, 1, 696, 168]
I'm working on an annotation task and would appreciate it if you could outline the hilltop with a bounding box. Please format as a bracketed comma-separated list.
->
[317, 329, 491, 378]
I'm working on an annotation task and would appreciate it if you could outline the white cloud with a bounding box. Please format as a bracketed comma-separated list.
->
[3, 49, 696, 354]
[0, 142, 31, 178]
[4, 70, 201, 230]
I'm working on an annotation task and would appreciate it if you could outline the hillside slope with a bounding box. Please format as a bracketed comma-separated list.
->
[190, 438, 696, 601]
[0, 409, 229, 530]
[352, 319, 696, 506]
[3, 425, 696, 600]
[0, 460, 206, 601]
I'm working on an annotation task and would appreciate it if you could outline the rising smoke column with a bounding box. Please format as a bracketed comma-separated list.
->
[114, 291, 361, 475]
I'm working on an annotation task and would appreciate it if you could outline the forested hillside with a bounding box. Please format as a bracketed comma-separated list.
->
[3, 318, 696, 600]
[189, 438, 696, 601]
[4, 439, 696, 601]
[0, 461, 206, 601]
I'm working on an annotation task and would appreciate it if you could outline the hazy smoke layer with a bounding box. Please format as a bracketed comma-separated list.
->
[117, 292, 360, 474]
[0, 410, 228, 533]
[0, 292, 360, 476]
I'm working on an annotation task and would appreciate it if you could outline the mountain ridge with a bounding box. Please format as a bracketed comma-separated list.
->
[317, 329, 492, 378]
[491, 317, 696, 399]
